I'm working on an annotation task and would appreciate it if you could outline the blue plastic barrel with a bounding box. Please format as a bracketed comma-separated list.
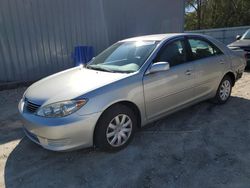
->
[73, 46, 94, 66]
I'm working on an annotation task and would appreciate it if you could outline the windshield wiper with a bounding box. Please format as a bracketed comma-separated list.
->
[112, 70, 134, 74]
[86, 65, 114, 73]
[86, 65, 134, 74]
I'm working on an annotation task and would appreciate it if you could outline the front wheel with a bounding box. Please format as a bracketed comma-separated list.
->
[213, 75, 232, 104]
[94, 104, 137, 151]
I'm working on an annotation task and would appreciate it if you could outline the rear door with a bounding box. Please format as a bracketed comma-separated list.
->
[186, 37, 225, 99]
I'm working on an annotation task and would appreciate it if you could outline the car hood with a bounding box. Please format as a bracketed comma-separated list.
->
[228, 40, 250, 48]
[24, 66, 130, 105]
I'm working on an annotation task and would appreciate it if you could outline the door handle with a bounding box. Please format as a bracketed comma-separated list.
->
[185, 70, 192, 75]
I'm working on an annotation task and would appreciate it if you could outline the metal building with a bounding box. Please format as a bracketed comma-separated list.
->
[0, 0, 185, 84]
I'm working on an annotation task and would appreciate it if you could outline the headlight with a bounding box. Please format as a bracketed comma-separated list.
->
[36, 99, 87, 118]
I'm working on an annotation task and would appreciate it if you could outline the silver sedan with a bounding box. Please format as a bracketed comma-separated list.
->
[18, 33, 246, 151]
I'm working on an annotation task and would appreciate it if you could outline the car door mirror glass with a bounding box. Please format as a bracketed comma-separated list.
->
[236, 35, 241, 40]
[148, 62, 170, 74]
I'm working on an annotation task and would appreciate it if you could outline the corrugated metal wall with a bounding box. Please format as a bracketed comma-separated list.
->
[0, 0, 184, 83]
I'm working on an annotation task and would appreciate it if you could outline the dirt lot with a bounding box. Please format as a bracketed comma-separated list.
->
[1, 71, 250, 188]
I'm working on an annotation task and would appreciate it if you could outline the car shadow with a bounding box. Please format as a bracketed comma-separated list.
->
[4, 96, 250, 188]
[0, 87, 26, 145]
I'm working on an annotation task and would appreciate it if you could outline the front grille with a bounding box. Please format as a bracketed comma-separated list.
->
[25, 99, 41, 113]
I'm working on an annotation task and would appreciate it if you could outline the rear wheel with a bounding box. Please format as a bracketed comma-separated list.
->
[213, 75, 232, 104]
[94, 104, 137, 151]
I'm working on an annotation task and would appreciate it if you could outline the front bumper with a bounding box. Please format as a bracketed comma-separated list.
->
[18, 99, 101, 151]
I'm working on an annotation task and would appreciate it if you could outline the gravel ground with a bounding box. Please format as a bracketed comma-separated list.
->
[0, 71, 250, 188]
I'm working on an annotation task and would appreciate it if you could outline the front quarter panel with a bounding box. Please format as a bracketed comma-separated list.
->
[76, 73, 146, 124]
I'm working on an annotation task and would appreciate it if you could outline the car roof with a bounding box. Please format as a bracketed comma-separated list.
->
[120, 33, 205, 42]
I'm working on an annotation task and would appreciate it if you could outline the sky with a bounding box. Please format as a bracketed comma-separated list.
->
[185, 5, 195, 13]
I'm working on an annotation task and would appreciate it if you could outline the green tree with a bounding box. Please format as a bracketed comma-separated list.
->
[185, 0, 250, 30]
[186, 0, 207, 29]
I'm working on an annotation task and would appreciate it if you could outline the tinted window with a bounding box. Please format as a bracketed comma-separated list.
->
[188, 38, 222, 60]
[155, 40, 187, 67]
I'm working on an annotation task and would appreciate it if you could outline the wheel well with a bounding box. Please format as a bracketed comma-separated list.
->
[96, 101, 141, 128]
[117, 101, 142, 127]
[93, 101, 142, 146]
[224, 72, 236, 86]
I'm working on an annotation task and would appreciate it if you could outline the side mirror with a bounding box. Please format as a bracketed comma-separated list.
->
[148, 62, 170, 74]
[236, 35, 241, 40]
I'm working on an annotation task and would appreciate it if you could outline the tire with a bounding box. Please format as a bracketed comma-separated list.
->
[213, 75, 232, 104]
[94, 104, 137, 152]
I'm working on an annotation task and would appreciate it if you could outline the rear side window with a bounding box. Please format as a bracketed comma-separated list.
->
[154, 40, 187, 67]
[188, 38, 223, 60]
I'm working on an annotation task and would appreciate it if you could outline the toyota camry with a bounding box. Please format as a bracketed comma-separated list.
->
[18, 33, 246, 151]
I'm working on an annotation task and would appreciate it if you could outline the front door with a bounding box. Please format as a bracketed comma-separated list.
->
[143, 38, 195, 120]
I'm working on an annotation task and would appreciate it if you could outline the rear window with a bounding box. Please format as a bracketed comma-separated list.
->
[188, 38, 223, 60]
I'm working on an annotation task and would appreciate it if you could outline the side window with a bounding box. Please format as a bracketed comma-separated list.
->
[188, 38, 223, 60]
[155, 40, 187, 67]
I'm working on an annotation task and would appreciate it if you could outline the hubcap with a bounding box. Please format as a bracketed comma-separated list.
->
[106, 114, 133, 147]
[219, 80, 231, 101]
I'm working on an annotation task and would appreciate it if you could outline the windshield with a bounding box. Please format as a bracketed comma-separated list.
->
[86, 41, 158, 73]
[242, 29, 250, 40]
